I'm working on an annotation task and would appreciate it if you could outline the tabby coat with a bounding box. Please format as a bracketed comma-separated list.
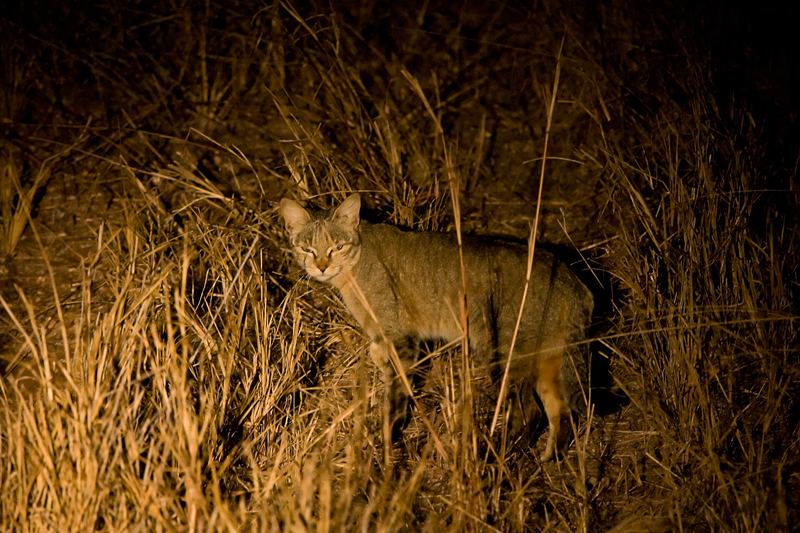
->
[280, 193, 593, 461]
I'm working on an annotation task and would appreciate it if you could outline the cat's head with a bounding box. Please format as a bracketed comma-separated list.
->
[279, 193, 362, 283]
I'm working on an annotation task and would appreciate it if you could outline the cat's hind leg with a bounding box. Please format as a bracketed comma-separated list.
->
[503, 341, 571, 461]
[506, 385, 544, 446]
[536, 352, 573, 462]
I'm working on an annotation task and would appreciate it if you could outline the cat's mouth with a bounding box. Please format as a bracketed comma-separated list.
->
[309, 267, 341, 282]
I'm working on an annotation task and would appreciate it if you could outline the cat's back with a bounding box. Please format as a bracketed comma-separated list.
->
[356, 223, 544, 297]
[360, 220, 585, 277]
[356, 222, 463, 286]
[358, 221, 561, 280]
[359, 222, 461, 257]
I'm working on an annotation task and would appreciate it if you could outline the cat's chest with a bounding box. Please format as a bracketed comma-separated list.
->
[335, 278, 381, 335]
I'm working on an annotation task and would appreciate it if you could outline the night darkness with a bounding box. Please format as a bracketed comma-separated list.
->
[1, 1, 798, 531]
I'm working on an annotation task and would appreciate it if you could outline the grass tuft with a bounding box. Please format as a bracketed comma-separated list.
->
[1, 1, 797, 531]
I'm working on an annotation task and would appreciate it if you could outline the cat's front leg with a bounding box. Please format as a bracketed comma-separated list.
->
[368, 340, 391, 374]
[368, 337, 418, 442]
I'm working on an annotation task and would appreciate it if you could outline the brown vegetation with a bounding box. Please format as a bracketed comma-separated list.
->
[1, 1, 797, 531]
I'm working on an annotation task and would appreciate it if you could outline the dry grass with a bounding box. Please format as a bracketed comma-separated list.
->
[1, 1, 798, 531]
[0, 153, 50, 256]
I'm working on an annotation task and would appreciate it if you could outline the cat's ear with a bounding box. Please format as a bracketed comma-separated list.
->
[280, 198, 311, 236]
[333, 193, 361, 230]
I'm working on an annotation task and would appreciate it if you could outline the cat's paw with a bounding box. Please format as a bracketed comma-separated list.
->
[539, 442, 562, 462]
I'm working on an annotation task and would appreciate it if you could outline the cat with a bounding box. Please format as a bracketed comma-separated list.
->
[280, 193, 594, 461]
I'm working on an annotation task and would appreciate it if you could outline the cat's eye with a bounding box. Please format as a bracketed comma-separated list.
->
[328, 244, 346, 257]
[300, 247, 316, 256]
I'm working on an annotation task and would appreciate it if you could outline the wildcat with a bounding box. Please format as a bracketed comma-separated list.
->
[280, 193, 594, 461]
